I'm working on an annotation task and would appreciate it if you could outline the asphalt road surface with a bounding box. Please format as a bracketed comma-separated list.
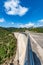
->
[29, 32, 43, 48]
[28, 31, 43, 65]
[14, 32, 43, 65]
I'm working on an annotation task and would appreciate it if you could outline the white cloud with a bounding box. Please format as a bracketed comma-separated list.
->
[4, 0, 28, 16]
[18, 22, 34, 28]
[11, 22, 14, 24]
[38, 19, 43, 22]
[0, 18, 5, 23]
[34, 19, 43, 27]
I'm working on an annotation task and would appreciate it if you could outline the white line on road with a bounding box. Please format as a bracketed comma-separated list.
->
[29, 33, 43, 61]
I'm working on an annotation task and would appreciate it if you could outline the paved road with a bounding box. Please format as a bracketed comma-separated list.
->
[14, 32, 43, 65]
[2, 32, 43, 65]
[28, 32, 43, 65]
[29, 32, 43, 48]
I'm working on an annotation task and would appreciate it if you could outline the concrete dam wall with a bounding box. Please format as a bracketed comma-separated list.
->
[14, 32, 34, 65]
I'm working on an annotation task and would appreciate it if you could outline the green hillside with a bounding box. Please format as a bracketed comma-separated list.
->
[0, 27, 17, 64]
[28, 27, 43, 33]
[0, 27, 43, 64]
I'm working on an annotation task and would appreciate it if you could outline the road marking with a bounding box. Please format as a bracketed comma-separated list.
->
[29, 33, 43, 61]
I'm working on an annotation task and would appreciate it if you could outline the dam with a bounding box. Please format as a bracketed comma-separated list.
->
[14, 32, 34, 65]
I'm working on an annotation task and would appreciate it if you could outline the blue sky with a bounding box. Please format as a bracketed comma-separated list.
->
[0, 0, 43, 28]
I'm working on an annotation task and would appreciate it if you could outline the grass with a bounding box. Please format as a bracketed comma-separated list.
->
[0, 27, 17, 64]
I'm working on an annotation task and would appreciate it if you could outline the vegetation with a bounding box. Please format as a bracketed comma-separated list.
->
[28, 27, 43, 33]
[0, 27, 17, 64]
[0, 26, 43, 64]
[6, 27, 26, 32]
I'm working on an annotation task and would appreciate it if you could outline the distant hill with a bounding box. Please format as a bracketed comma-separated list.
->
[28, 27, 43, 33]
[0, 27, 26, 32]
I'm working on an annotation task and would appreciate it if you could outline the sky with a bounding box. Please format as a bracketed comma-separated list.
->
[0, 0, 43, 28]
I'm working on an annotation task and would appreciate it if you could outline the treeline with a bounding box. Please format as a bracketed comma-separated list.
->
[0, 27, 26, 32]
[28, 27, 43, 33]
[0, 27, 43, 33]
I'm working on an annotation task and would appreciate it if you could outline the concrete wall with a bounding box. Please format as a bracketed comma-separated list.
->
[14, 32, 34, 65]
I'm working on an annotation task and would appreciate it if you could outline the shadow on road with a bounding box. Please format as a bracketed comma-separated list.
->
[10, 63, 14, 65]
[33, 52, 41, 65]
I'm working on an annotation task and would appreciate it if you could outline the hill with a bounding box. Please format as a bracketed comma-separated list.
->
[28, 27, 43, 33]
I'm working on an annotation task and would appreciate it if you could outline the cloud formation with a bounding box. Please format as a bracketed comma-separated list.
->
[18, 22, 34, 28]
[0, 18, 5, 23]
[4, 0, 28, 16]
[38, 19, 43, 22]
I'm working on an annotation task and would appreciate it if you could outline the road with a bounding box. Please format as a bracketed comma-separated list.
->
[28, 31, 43, 65]
[2, 32, 43, 65]
[14, 32, 43, 65]
[29, 32, 43, 48]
